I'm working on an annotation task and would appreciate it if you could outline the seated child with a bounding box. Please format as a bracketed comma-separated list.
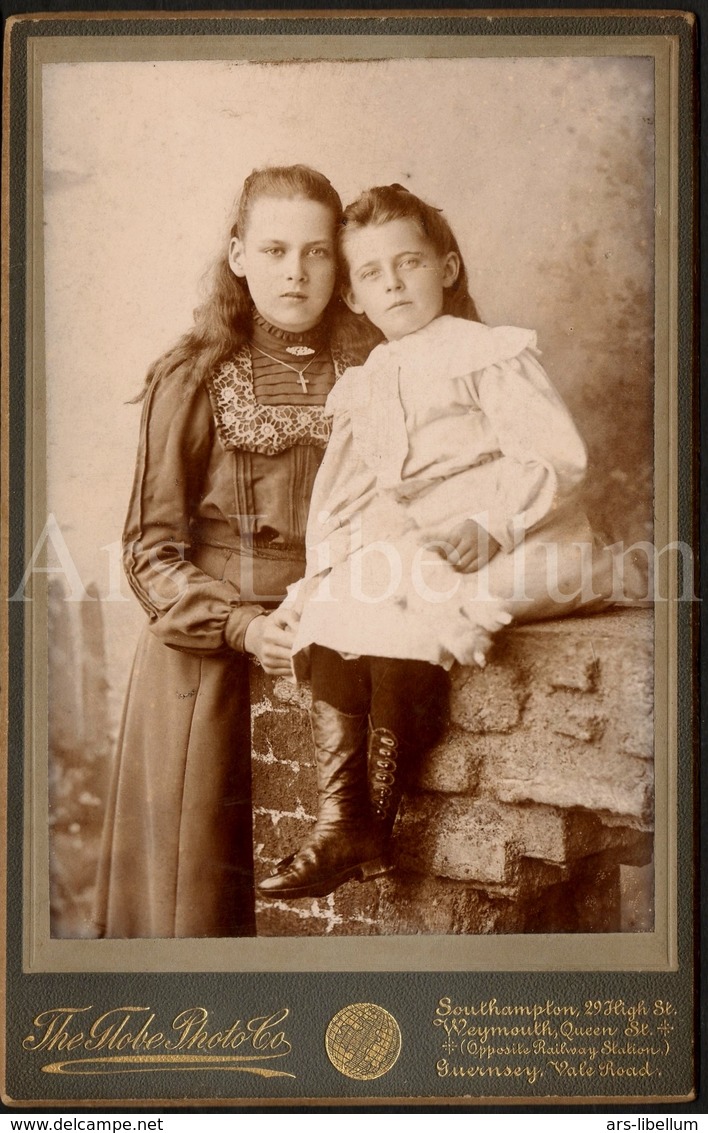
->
[258, 184, 610, 902]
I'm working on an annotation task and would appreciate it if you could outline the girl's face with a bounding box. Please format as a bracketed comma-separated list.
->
[229, 196, 337, 333]
[343, 217, 459, 341]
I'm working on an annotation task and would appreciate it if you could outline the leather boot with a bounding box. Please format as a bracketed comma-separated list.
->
[367, 726, 406, 873]
[257, 701, 388, 900]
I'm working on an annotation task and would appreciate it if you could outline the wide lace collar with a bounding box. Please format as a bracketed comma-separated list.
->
[207, 343, 354, 456]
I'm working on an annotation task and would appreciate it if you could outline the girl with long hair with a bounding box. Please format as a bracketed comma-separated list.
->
[95, 165, 363, 937]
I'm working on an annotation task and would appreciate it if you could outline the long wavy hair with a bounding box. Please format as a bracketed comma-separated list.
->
[340, 183, 482, 330]
[138, 164, 362, 397]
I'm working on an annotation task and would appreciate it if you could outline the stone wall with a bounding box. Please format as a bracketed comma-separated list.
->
[251, 608, 654, 937]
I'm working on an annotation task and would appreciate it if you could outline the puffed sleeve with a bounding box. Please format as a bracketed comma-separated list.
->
[469, 348, 588, 552]
[122, 372, 266, 655]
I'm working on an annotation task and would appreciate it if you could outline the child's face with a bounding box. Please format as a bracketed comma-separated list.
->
[229, 196, 337, 333]
[343, 218, 459, 341]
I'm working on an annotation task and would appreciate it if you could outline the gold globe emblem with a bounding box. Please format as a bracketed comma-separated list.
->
[325, 1003, 402, 1080]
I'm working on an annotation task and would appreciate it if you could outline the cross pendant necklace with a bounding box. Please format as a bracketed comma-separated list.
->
[252, 345, 322, 393]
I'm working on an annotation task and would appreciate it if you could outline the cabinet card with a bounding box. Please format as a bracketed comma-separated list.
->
[1, 10, 698, 1109]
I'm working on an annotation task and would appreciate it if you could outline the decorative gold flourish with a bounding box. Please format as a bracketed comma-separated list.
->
[42, 1054, 295, 1078]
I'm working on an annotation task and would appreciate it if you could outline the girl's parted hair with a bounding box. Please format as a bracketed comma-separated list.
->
[341, 183, 481, 323]
[140, 165, 349, 396]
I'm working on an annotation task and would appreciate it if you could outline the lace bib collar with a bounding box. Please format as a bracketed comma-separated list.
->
[207, 344, 355, 456]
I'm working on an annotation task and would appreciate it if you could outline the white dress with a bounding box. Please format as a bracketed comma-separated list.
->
[289, 316, 604, 671]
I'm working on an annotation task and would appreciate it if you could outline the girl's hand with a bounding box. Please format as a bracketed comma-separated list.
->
[428, 519, 501, 573]
[243, 608, 300, 675]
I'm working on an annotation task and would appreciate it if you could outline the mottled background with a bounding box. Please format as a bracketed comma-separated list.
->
[39, 56, 655, 934]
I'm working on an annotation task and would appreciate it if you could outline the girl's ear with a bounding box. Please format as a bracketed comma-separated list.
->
[228, 237, 247, 278]
[442, 252, 461, 289]
[342, 286, 365, 316]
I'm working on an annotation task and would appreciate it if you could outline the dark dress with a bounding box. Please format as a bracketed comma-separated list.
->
[94, 329, 350, 938]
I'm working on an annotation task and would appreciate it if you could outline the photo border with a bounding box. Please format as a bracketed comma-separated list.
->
[1, 9, 699, 1108]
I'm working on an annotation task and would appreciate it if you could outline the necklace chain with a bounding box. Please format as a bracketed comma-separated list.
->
[252, 345, 323, 393]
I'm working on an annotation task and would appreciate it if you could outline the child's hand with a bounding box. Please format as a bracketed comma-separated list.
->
[427, 519, 501, 573]
[244, 607, 300, 675]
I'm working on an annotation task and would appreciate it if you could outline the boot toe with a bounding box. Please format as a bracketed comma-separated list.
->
[256, 841, 385, 901]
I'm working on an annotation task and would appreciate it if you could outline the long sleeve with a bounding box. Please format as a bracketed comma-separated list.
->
[469, 348, 588, 552]
[122, 373, 265, 655]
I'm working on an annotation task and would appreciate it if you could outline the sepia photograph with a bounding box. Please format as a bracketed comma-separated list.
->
[1, 10, 697, 1107]
[39, 46, 658, 944]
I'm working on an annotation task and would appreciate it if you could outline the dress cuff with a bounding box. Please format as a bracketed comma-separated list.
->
[469, 510, 518, 556]
[225, 605, 267, 653]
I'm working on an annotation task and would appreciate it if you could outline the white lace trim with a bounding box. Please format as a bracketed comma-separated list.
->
[207, 346, 354, 455]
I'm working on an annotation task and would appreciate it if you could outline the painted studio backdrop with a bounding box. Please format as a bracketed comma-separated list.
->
[40, 54, 655, 938]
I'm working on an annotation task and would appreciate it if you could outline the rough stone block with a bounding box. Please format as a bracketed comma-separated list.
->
[256, 881, 383, 937]
[255, 896, 337, 937]
[513, 610, 654, 764]
[489, 733, 653, 823]
[514, 808, 651, 866]
[559, 811, 621, 861]
[547, 650, 600, 692]
[512, 855, 568, 899]
[323, 916, 386, 937]
[414, 726, 482, 794]
[615, 653, 654, 759]
[331, 876, 383, 928]
[251, 741, 317, 821]
[523, 858, 622, 933]
[508, 804, 586, 863]
[397, 796, 515, 884]
[251, 708, 313, 765]
[604, 829, 653, 867]
[376, 871, 520, 934]
[550, 704, 607, 744]
[253, 812, 314, 868]
[449, 664, 526, 734]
